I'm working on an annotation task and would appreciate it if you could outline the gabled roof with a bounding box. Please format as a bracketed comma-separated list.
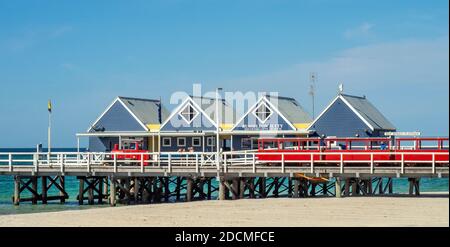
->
[88, 96, 169, 132]
[266, 95, 312, 124]
[231, 95, 301, 131]
[118, 96, 170, 126]
[190, 96, 237, 124]
[308, 93, 396, 131]
[340, 94, 395, 130]
[160, 96, 218, 130]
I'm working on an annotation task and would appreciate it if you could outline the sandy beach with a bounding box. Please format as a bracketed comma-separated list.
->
[0, 194, 448, 227]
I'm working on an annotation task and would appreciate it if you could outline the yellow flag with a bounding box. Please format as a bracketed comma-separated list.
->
[48, 100, 52, 113]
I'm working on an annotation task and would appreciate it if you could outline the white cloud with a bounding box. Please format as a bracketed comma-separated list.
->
[220, 36, 449, 135]
[344, 22, 375, 40]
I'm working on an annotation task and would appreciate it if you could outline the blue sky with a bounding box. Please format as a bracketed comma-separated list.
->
[0, 0, 448, 147]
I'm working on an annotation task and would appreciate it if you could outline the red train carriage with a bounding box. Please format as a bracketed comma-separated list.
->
[256, 137, 449, 167]
[105, 141, 151, 166]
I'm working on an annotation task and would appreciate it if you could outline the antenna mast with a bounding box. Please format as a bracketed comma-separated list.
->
[309, 72, 317, 119]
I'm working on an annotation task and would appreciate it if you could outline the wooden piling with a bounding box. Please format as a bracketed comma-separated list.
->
[31, 177, 38, 205]
[134, 177, 140, 203]
[409, 178, 414, 195]
[310, 183, 316, 197]
[98, 177, 104, 204]
[367, 179, 373, 195]
[207, 178, 212, 200]
[378, 178, 384, 194]
[344, 178, 350, 196]
[78, 178, 84, 205]
[248, 178, 255, 198]
[218, 177, 226, 200]
[259, 177, 266, 198]
[13, 176, 20, 206]
[293, 179, 300, 198]
[164, 177, 170, 202]
[59, 176, 65, 204]
[239, 178, 246, 199]
[186, 178, 193, 202]
[335, 178, 342, 198]
[288, 178, 293, 197]
[41, 176, 48, 204]
[351, 179, 358, 196]
[415, 178, 420, 196]
[232, 178, 239, 200]
[110, 177, 116, 206]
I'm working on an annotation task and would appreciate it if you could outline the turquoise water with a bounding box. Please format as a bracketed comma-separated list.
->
[0, 148, 448, 215]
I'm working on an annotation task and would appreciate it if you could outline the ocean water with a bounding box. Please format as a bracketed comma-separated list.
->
[0, 148, 448, 215]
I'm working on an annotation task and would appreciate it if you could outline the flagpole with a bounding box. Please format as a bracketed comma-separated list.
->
[48, 100, 52, 155]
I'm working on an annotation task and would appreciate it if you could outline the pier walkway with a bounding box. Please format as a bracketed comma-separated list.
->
[0, 150, 448, 206]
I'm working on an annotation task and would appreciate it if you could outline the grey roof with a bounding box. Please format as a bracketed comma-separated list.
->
[118, 96, 170, 125]
[190, 96, 237, 124]
[341, 94, 396, 130]
[266, 95, 313, 124]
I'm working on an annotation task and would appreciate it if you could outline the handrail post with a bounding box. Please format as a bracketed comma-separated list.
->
[113, 153, 117, 173]
[281, 153, 285, 173]
[200, 153, 204, 167]
[168, 153, 172, 173]
[340, 153, 344, 174]
[34, 153, 38, 173]
[370, 153, 374, 174]
[60, 154, 65, 173]
[141, 154, 144, 173]
[252, 153, 256, 173]
[87, 153, 91, 173]
[195, 154, 199, 173]
[432, 153, 436, 174]
[61, 154, 64, 172]
[8, 154, 12, 172]
[158, 152, 161, 167]
[310, 153, 314, 174]
[224, 153, 227, 173]
[401, 153, 404, 174]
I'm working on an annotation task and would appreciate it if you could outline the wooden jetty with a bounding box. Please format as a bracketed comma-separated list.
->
[0, 150, 448, 206]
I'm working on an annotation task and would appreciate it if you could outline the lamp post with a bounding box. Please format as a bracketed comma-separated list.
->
[215, 88, 222, 167]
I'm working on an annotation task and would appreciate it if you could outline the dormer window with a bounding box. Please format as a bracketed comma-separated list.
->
[179, 103, 198, 123]
[253, 102, 272, 123]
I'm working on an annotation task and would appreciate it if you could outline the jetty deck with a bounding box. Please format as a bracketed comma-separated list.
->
[0, 150, 448, 206]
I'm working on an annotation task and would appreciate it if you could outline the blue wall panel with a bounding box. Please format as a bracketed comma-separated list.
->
[233, 111, 294, 131]
[90, 101, 145, 132]
[310, 98, 376, 137]
[89, 137, 119, 152]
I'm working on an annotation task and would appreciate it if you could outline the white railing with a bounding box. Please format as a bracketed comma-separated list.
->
[0, 150, 448, 174]
[222, 150, 449, 175]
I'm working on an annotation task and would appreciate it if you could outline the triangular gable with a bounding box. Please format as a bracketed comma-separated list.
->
[308, 94, 376, 131]
[160, 96, 218, 132]
[88, 97, 148, 132]
[232, 96, 297, 131]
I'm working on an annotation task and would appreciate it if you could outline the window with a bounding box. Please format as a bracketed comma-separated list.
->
[192, 137, 201, 147]
[241, 138, 252, 149]
[241, 138, 259, 150]
[207, 137, 216, 147]
[162, 137, 171, 147]
[177, 137, 186, 147]
[253, 102, 272, 123]
[179, 103, 198, 123]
